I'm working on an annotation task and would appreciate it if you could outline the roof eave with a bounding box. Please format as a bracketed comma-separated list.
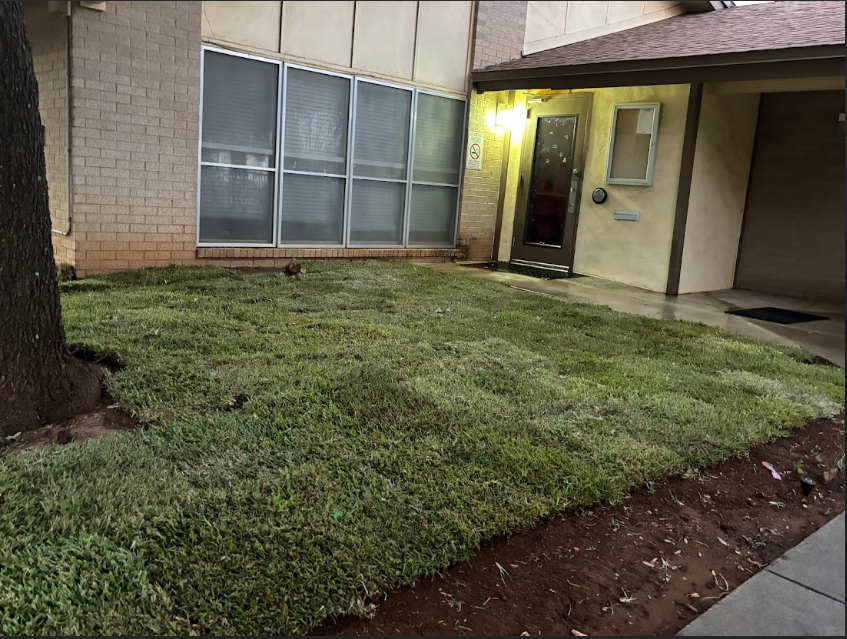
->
[472, 44, 846, 92]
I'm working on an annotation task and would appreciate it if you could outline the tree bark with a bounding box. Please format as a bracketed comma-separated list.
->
[0, 1, 102, 436]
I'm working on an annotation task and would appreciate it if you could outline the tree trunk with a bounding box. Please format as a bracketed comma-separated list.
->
[0, 1, 101, 436]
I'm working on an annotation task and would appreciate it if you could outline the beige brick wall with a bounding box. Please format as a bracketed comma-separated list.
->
[24, 2, 73, 266]
[472, 0, 528, 70]
[69, 0, 202, 276]
[457, 0, 527, 261]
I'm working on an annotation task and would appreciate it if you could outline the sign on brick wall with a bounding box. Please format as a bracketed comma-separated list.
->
[466, 132, 484, 170]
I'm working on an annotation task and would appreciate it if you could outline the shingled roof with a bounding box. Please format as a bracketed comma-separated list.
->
[474, 1, 845, 90]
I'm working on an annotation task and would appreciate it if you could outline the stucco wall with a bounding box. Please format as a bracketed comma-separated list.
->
[735, 90, 846, 301]
[678, 90, 760, 294]
[23, 1, 73, 265]
[572, 84, 690, 292]
[524, 1, 685, 55]
[201, 1, 474, 94]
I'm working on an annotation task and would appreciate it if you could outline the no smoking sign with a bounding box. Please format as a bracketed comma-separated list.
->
[466, 132, 484, 170]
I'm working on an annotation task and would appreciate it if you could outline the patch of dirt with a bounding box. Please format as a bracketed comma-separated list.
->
[315, 415, 846, 637]
[1, 394, 140, 457]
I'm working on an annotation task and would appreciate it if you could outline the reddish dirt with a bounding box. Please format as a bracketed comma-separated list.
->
[0, 394, 139, 457]
[316, 415, 846, 637]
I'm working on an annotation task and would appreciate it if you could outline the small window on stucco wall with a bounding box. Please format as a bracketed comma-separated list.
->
[605, 103, 661, 186]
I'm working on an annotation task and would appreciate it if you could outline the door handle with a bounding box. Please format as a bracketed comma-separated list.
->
[568, 176, 580, 212]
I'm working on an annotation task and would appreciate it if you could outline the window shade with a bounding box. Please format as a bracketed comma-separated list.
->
[408, 185, 457, 246]
[353, 82, 412, 180]
[281, 173, 345, 245]
[284, 68, 350, 175]
[413, 94, 464, 185]
[349, 180, 405, 246]
[201, 51, 279, 167]
[199, 166, 274, 244]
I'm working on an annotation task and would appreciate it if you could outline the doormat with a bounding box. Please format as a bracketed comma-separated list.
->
[725, 307, 829, 325]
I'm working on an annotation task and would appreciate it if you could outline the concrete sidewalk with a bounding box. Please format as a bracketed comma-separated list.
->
[424, 263, 846, 367]
[679, 514, 845, 636]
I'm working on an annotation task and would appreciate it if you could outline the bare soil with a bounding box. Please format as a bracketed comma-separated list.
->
[316, 415, 846, 637]
[0, 393, 139, 457]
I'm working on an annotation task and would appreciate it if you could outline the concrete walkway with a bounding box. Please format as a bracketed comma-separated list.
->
[425, 263, 846, 367]
[679, 514, 845, 636]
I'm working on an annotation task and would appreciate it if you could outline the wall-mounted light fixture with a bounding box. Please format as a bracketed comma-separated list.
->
[495, 103, 516, 130]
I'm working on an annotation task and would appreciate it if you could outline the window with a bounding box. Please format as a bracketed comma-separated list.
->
[198, 50, 280, 245]
[198, 47, 467, 248]
[605, 103, 661, 186]
[349, 80, 412, 246]
[409, 93, 465, 246]
[280, 66, 351, 245]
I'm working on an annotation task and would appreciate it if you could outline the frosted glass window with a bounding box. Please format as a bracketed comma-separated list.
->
[201, 51, 279, 167]
[280, 174, 345, 245]
[284, 68, 350, 175]
[353, 82, 412, 180]
[606, 103, 660, 185]
[413, 94, 465, 185]
[199, 167, 274, 244]
[408, 185, 457, 246]
[349, 180, 405, 246]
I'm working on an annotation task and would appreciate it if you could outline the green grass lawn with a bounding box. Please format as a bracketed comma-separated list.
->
[1, 262, 843, 635]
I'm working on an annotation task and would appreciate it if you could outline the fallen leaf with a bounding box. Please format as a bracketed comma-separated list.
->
[571, 631, 588, 637]
[688, 592, 701, 598]
[717, 537, 730, 547]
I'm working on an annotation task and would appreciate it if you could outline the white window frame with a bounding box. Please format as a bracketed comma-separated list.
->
[197, 45, 283, 248]
[605, 102, 661, 187]
[197, 46, 468, 250]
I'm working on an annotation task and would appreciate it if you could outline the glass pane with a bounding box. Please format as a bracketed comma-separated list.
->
[409, 185, 457, 246]
[413, 94, 465, 184]
[349, 179, 405, 246]
[201, 51, 279, 167]
[608, 106, 655, 181]
[353, 82, 411, 180]
[525, 115, 577, 247]
[199, 166, 274, 244]
[280, 173, 345, 245]
[284, 68, 350, 175]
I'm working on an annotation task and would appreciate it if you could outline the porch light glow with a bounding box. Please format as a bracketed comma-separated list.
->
[495, 105, 517, 131]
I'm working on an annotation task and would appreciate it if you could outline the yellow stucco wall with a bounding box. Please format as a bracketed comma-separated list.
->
[572, 84, 690, 292]
[201, 0, 473, 94]
[678, 90, 760, 295]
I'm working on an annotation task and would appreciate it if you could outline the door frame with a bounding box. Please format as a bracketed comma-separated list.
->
[511, 93, 592, 273]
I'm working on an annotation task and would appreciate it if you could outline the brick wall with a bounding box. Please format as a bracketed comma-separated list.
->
[24, 2, 73, 266]
[69, 0, 201, 276]
[472, 0, 528, 70]
[64, 0, 526, 275]
[457, 0, 527, 261]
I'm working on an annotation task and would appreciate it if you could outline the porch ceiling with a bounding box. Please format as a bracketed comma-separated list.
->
[473, 1, 845, 92]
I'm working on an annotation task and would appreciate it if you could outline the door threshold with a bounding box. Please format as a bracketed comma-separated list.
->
[464, 260, 578, 280]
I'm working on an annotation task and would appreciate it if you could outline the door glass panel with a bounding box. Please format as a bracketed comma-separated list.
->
[524, 115, 577, 247]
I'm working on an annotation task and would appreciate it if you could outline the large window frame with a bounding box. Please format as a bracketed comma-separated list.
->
[197, 46, 468, 250]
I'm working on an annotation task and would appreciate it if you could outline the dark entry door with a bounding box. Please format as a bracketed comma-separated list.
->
[511, 95, 591, 272]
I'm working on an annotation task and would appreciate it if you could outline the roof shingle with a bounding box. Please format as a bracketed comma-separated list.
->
[475, 1, 846, 76]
